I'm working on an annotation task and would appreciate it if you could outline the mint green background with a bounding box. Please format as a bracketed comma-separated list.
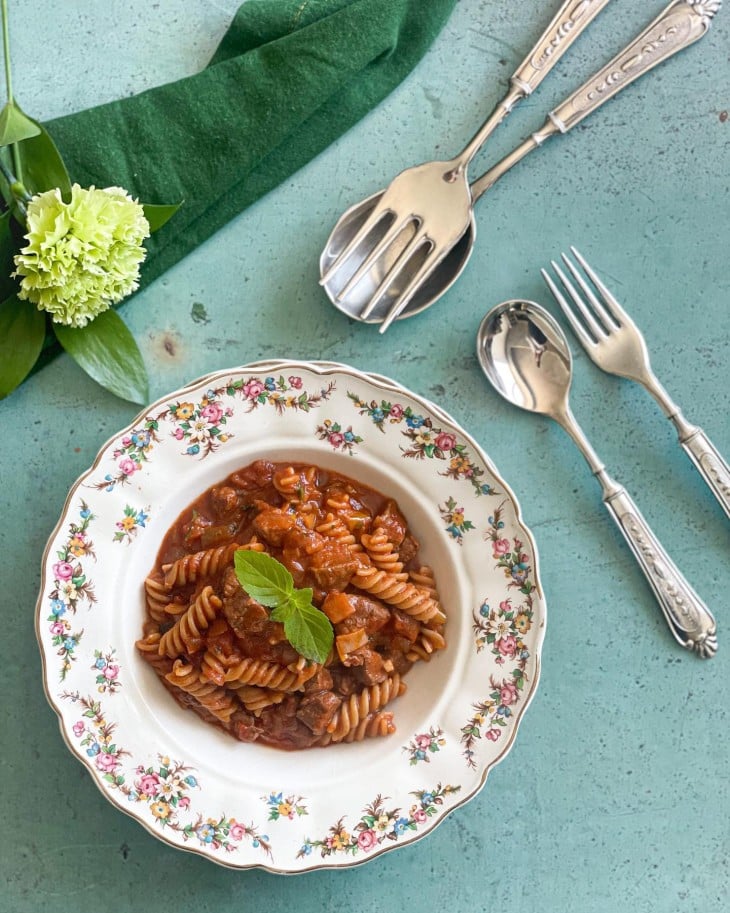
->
[3, 1, 728, 910]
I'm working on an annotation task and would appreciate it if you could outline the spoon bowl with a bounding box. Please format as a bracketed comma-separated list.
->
[476, 299, 573, 418]
[320, 190, 474, 324]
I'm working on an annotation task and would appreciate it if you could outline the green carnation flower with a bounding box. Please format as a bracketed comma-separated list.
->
[13, 183, 150, 327]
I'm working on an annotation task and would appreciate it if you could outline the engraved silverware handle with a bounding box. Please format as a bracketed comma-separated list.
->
[678, 425, 730, 518]
[471, 0, 721, 200]
[643, 375, 730, 519]
[603, 484, 718, 657]
[510, 0, 613, 97]
[455, 0, 612, 169]
[549, 0, 719, 132]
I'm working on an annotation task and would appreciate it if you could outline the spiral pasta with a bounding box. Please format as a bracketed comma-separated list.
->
[139, 459, 447, 750]
[158, 585, 222, 658]
[406, 626, 447, 662]
[135, 631, 175, 676]
[143, 574, 173, 622]
[224, 657, 319, 692]
[316, 513, 364, 555]
[236, 685, 287, 715]
[352, 565, 443, 623]
[165, 659, 237, 723]
[162, 542, 242, 590]
[316, 709, 396, 746]
[323, 674, 405, 743]
[408, 565, 438, 598]
[361, 527, 407, 578]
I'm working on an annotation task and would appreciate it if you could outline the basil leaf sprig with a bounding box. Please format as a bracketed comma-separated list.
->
[233, 550, 334, 664]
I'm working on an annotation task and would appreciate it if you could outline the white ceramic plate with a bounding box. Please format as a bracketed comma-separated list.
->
[36, 361, 546, 872]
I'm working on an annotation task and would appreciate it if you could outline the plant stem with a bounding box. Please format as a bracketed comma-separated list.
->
[0, 0, 22, 183]
[1, 0, 12, 105]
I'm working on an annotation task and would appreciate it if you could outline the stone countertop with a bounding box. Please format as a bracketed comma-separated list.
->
[3, 1, 728, 910]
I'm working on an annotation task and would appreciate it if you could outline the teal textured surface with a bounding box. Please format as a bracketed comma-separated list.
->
[4, 0, 729, 910]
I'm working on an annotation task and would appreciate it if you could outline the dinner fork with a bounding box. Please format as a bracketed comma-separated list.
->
[542, 247, 730, 519]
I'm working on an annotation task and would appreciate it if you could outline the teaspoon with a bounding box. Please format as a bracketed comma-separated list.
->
[476, 299, 717, 658]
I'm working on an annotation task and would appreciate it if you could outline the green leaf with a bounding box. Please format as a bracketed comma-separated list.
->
[0, 208, 17, 300]
[283, 600, 333, 664]
[0, 294, 45, 397]
[0, 101, 41, 146]
[269, 600, 295, 624]
[3, 115, 72, 198]
[234, 549, 294, 608]
[234, 551, 333, 661]
[142, 202, 183, 233]
[53, 309, 149, 404]
[290, 587, 315, 610]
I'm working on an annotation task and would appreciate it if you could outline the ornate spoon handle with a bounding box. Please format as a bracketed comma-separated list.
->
[547, 0, 718, 132]
[471, 0, 721, 199]
[602, 483, 718, 657]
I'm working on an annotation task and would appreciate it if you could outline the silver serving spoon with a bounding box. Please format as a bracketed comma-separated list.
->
[476, 299, 717, 658]
[322, 0, 719, 329]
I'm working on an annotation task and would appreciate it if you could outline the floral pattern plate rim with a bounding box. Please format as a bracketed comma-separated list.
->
[36, 360, 546, 873]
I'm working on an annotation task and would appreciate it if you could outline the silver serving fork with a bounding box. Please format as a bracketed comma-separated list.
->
[542, 247, 730, 519]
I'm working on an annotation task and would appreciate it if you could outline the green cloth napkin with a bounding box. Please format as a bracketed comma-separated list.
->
[45, 0, 457, 303]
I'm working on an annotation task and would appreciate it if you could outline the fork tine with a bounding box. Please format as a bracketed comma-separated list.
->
[569, 246, 630, 326]
[319, 203, 392, 286]
[336, 217, 417, 308]
[360, 229, 432, 321]
[560, 252, 616, 332]
[550, 259, 605, 341]
[540, 268, 595, 350]
[378, 248, 442, 334]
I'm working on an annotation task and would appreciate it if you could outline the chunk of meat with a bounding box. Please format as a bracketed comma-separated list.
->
[303, 667, 334, 693]
[309, 540, 359, 590]
[209, 485, 239, 519]
[223, 590, 269, 638]
[281, 527, 326, 587]
[230, 460, 275, 490]
[335, 595, 390, 635]
[296, 691, 342, 734]
[373, 500, 408, 547]
[390, 608, 420, 642]
[353, 648, 388, 685]
[253, 507, 297, 546]
[397, 533, 419, 566]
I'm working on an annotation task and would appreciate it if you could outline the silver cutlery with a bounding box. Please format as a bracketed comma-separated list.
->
[476, 299, 717, 657]
[542, 247, 730, 519]
[319, 0, 613, 328]
[321, 0, 721, 332]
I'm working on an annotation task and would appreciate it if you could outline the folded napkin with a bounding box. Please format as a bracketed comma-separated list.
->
[44, 0, 457, 313]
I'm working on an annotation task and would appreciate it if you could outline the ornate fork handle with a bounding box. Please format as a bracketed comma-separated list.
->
[641, 375, 730, 519]
[510, 0, 613, 98]
[677, 425, 730, 519]
[603, 485, 718, 657]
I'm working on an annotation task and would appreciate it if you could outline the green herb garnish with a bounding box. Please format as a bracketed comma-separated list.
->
[233, 550, 333, 664]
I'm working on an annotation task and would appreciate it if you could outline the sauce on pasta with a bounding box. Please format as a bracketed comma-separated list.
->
[137, 460, 446, 750]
